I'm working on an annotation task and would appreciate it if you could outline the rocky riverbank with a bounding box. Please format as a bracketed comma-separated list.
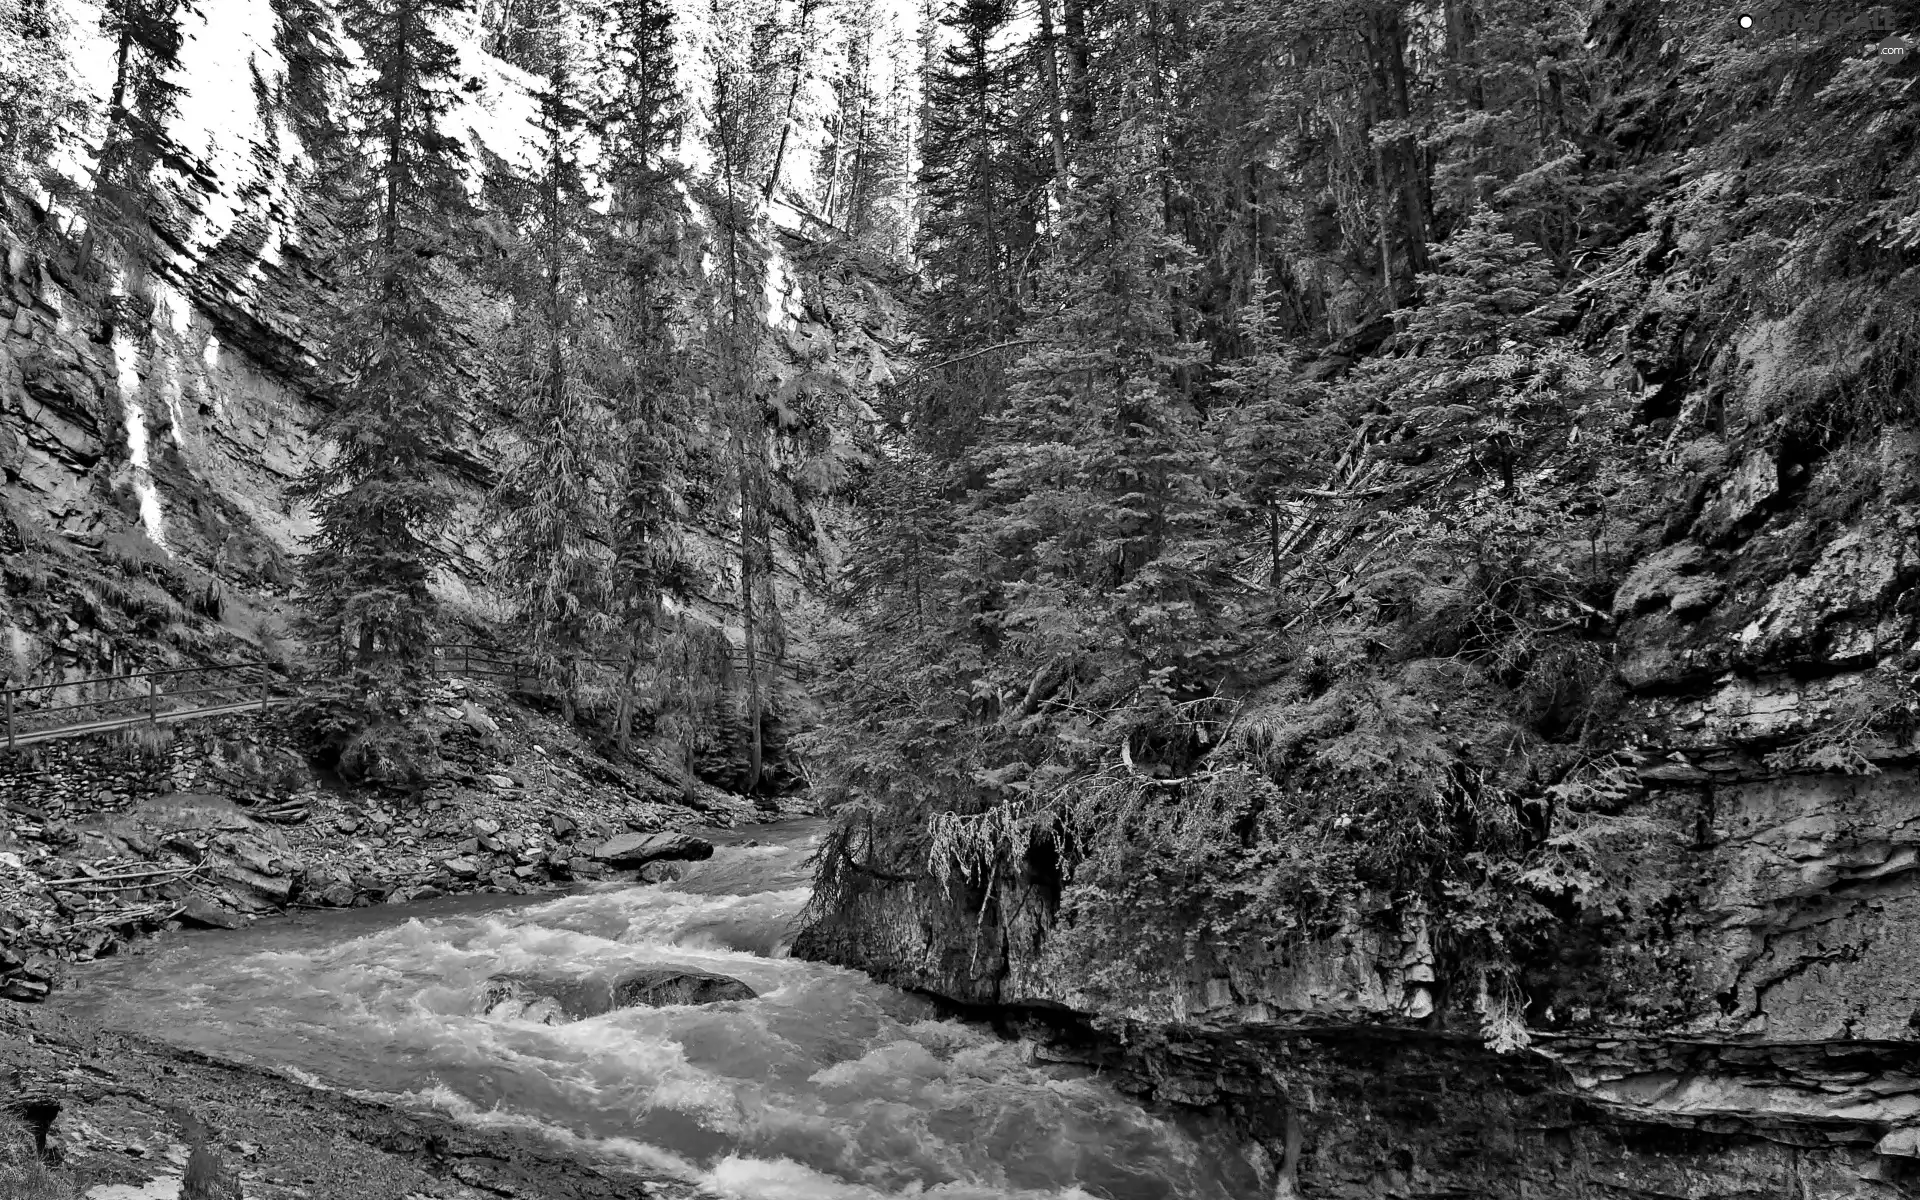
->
[0, 674, 805, 1007]
[0, 1001, 699, 1200]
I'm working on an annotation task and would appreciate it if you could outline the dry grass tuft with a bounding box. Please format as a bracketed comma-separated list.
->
[0, 1112, 75, 1200]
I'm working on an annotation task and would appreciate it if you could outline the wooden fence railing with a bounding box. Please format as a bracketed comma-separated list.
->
[0, 640, 828, 751]
[1, 661, 293, 751]
[431, 642, 630, 690]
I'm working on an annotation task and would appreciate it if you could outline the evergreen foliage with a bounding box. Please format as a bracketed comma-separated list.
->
[485, 17, 618, 721]
[295, 0, 474, 703]
[704, 0, 788, 794]
[84, 0, 199, 274]
[0, 0, 85, 239]
[8, 0, 1920, 1041]
[806, 0, 1920, 1046]
[815, 0, 911, 250]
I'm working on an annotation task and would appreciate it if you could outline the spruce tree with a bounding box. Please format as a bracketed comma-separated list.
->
[1355, 205, 1598, 497]
[959, 107, 1231, 710]
[488, 17, 617, 721]
[761, 0, 825, 202]
[0, 0, 84, 239]
[818, 0, 910, 248]
[908, 0, 1048, 459]
[706, 0, 784, 794]
[89, 0, 195, 260]
[297, 0, 474, 685]
[593, 0, 690, 752]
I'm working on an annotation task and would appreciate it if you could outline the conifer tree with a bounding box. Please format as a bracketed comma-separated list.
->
[818, 0, 910, 249]
[89, 0, 194, 257]
[706, 0, 784, 794]
[907, 0, 1048, 459]
[1355, 205, 1600, 497]
[0, 0, 84, 239]
[959, 105, 1231, 708]
[762, 0, 825, 202]
[297, 0, 474, 684]
[593, 0, 689, 752]
[488, 17, 617, 721]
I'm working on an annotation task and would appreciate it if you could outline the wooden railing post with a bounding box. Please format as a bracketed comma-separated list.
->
[4, 688, 12, 751]
[147, 677, 158, 727]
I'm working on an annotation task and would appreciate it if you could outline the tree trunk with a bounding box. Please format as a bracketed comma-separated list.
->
[1036, 0, 1071, 202]
[1368, 4, 1428, 282]
[763, 0, 818, 201]
[1062, 0, 1093, 143]
[739, 452, 763, 796]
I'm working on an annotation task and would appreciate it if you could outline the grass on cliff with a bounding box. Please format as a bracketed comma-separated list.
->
[0, 1113, 74, 1200]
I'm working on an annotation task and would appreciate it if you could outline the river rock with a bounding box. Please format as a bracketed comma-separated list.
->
[482, 966, 756, 1023]
[611, 967, 757, 1008]
[176, 894, 244, 930]
[591, 831, 713, 867]
[637, 861, 683, 884]
[209, 858, 296, 906]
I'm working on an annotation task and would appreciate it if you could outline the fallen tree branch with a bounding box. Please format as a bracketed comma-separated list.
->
[1119, 739, 1191, 787]
[38, 862, 204, 889]
[64, 902, 187, 931]
[926, 340, 1039, 370]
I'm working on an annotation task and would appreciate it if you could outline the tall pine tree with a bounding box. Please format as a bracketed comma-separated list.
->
[297, 0, 474, 685]
[707, 0, 784, 795]
[594, 0, 691, 753]
[0, 0, 85, 240]
[487, 15, 618, 721]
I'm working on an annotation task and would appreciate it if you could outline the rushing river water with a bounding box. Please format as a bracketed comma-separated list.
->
[65, 821, 1258, 1199]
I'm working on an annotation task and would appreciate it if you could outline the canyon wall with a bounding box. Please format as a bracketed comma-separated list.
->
[0, 187, 897, 713]
[796, 417, 1920, 1195]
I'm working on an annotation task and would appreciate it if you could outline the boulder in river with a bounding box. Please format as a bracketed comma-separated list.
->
[637, 860, 683, 884]
[483, 966, 756, 1022]
[612, 967, 757, 1008]
[177, 893, 245, 930]
[591, 831, 713, 867]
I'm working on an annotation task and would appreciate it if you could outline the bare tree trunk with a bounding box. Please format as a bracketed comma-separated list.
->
[763, 0, 819, 201]
[1062, 0, 1093, 142]
[739, 450, 763, 796]
[1036, 0, 1071, 197]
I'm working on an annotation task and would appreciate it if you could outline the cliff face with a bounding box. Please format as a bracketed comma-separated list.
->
[792, 64, 1920, 1199]
[794, 413, 1920, 1194]
[2, 172, 897, 750]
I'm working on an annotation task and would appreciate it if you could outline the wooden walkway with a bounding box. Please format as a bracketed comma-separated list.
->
[1, 661, 291, 751]
[2, 640, 824, 751]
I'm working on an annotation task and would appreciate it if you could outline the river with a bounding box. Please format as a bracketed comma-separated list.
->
[62, 820, 1260, 1199]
